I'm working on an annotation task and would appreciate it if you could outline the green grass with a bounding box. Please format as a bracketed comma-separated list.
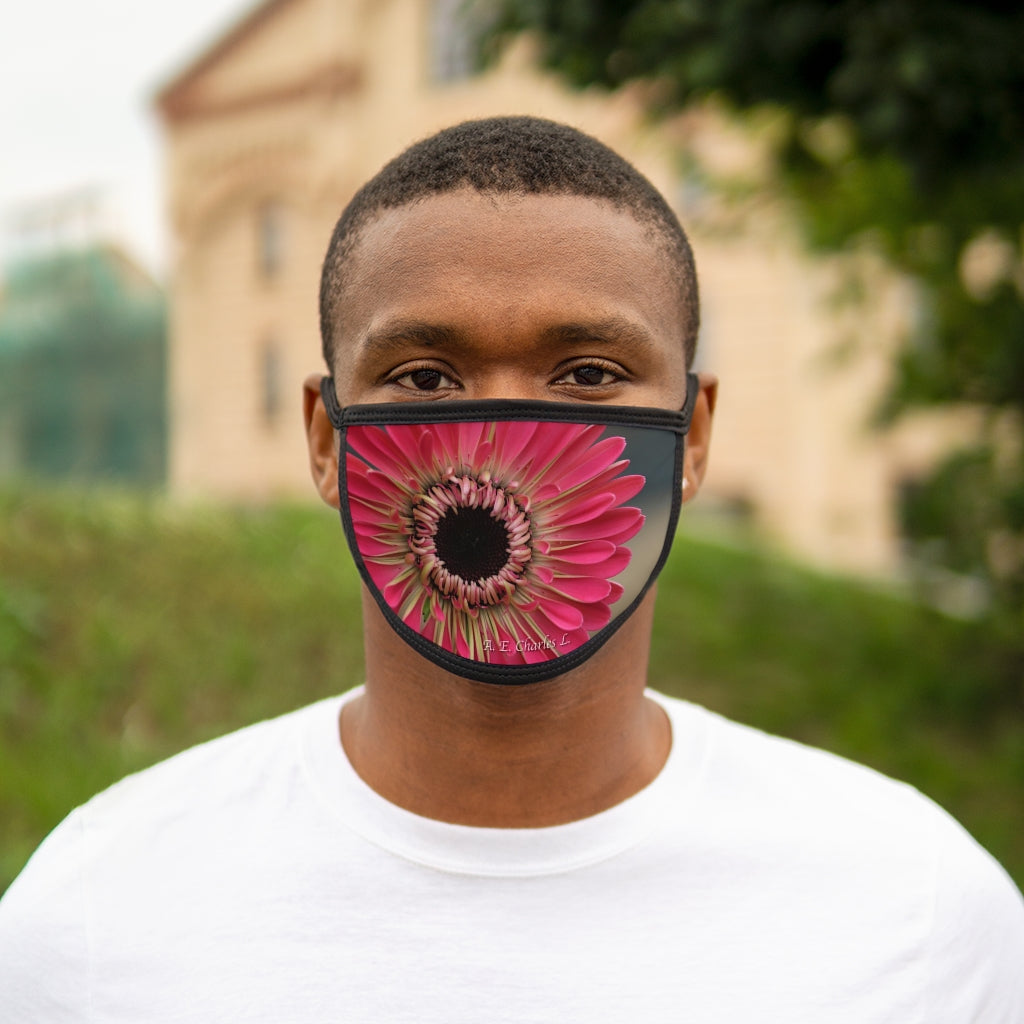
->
[1, 486, 1021, 895]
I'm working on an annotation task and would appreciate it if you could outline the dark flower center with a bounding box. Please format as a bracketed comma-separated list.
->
[407, 473, 533, 608]
[433, 506, 510, 582]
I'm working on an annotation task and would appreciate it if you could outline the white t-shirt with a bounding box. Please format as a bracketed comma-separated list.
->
[1, 689, 1022, 1022]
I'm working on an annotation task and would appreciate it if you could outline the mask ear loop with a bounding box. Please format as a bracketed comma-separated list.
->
[320, 376, 345, 429]
[680, 372, 699, 433]
[680, 371, 699, 497]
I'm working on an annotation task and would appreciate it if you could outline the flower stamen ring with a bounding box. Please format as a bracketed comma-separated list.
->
[408, 473, 532, 609]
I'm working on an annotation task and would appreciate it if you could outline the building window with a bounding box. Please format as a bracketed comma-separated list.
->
[261, 339, 283, 426]
[257, 202, 283, 279]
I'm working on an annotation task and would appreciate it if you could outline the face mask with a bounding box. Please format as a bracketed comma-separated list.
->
[320, 374, 699, 685]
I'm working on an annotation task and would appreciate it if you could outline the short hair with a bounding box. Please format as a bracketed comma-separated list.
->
[319, 116, 699, 368]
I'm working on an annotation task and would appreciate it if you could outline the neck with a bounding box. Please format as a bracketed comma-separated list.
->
[340, 591, 670, 828]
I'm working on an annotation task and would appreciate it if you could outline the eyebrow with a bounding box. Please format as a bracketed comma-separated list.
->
[362, 320, 459, 353]
[537, 317, 657, 351]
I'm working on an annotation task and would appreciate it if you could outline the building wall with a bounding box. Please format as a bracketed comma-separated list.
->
[159, 0, 959, 574]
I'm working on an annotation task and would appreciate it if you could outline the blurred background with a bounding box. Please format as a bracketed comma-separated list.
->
[2, 0, 1022, 894]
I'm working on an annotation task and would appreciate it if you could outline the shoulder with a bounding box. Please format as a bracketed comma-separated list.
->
[73, 694, 339, 825]
[919, 794, 1024, 1022]
[0, 698, 342, 880]
[0, 695, 346, 1021]
[657, 690, 972, 836]
[655, 692, 1024, 1021]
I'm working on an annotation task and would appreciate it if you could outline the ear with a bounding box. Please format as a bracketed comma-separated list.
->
[681, 373, 717, 505]
[303, 374, 340, 509]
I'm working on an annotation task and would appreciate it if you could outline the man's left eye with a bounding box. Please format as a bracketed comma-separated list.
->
[559, 365, 619, 387]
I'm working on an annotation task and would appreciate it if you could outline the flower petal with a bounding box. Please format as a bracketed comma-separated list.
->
[547, 545, 632, 580]
[543, 575, 612, 604]
[547, 436, 627, 491]
[531, 598, 585, 632]
[351, 426, 418, 478]
[554, 507, 644, 542]
[491, 420, 539, 467]
[545, 540, 617, 564]
[542, 490, 619, 527]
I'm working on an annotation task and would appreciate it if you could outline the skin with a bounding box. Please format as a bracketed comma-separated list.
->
[304, 188, 717, 827]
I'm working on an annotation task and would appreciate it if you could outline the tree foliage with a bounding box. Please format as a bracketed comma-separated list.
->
[0, 248, 167, 485]
[486, 0, 1024, 646]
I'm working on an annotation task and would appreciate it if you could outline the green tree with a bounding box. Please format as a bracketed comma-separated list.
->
[0, 247, 167, 485]
[486, 0, 1024, 662]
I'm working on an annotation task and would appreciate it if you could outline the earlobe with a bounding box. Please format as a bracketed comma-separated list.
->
[681, 373, 717, 505]
[303, 374, 341, 509]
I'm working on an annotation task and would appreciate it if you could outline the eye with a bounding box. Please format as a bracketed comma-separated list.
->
[554, 362, 624, 388]
[389, 367, 458, 392]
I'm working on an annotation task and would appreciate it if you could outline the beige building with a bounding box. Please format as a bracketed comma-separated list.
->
[157, 0, 957, 576]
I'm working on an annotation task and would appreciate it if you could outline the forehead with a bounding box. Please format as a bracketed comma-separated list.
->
[332, 189, 687, 358]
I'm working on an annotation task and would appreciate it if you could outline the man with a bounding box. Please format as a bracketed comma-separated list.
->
[2, 116, 1022, 1021]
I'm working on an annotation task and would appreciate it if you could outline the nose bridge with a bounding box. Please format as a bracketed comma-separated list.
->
[468, 359, 549, 403]
[453, 308, 550, 400]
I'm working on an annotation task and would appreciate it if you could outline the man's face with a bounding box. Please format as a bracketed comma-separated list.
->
[327, 189, 692, 412]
